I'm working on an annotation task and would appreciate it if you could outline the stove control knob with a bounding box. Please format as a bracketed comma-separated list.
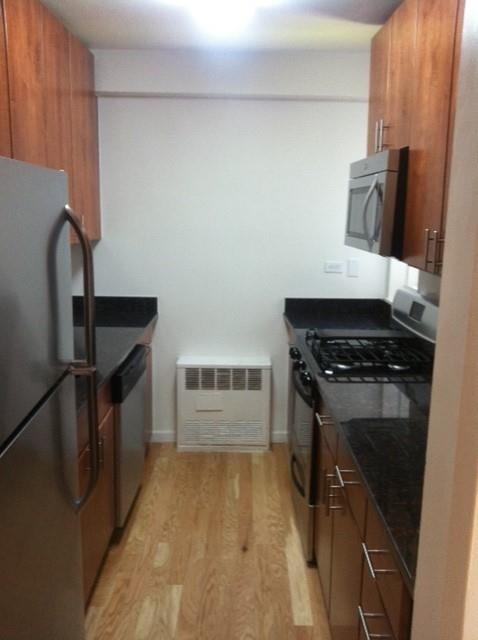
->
[300, 371, 312, 386]
[294, 359, 307, 371]
[289, 347, 302, 361]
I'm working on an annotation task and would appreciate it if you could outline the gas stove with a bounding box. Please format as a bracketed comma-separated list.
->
[305, 329, 434, 383]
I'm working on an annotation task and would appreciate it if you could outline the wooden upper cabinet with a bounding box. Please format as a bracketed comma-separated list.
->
[367, 22, 390, 155]
[402, 0, 461, 270]
[0, 1, 12, 158]
[43, 5, 72, 180]
[3, 0, 47, 166]
[69, 34, 101, 241]
[387, 0, 417, 150]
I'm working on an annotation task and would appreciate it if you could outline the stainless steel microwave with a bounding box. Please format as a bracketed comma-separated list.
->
[345, 148, 408, 258]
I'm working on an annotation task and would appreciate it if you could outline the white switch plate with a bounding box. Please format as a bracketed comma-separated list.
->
[347, 259, 360, 278]
[324, 261, 344, 274]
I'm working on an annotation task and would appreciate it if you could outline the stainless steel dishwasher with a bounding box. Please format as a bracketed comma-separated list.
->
[112, 345, 149, 527]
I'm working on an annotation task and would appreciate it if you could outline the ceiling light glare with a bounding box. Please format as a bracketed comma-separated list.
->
[188, 0, 256, 37]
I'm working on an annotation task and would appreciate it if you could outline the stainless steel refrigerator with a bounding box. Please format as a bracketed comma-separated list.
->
[0, 157, 99, 639]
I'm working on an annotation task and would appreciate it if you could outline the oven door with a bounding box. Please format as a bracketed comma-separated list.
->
[345, 170, 398, 257]
[289, 364, 316, 564]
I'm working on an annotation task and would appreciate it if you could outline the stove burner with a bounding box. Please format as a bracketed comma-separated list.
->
[306, 334, 433, 383]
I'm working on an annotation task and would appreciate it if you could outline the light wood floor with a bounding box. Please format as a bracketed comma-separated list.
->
[86, 444, 331, 640]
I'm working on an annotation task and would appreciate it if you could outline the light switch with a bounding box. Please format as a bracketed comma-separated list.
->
[347, 259, 360, 277]
[324, 261, 344, 274]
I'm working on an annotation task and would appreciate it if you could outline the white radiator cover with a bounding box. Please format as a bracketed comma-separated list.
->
[176, 356, 272, 452]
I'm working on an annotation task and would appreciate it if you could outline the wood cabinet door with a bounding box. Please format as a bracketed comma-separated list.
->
[0, 1, 11, 158]
[359, 562, 395, 640]
[79, 407, 115, 604]
[387, 0, 417, 151]
[367, 22, 391, 155]
[365, 505, 412, 640]
[314, 427, 335, 612]
[3, 0, 46, 165]
[329, 487, 363, 640]
[69, 33, 101, 241]
[402, 0, 460, 270]
[43, 4, 72, 181]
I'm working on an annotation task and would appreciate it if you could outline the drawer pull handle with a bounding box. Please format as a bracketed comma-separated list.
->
[358, 606, 392, 639]
[326, 485, 344, 515]
[315, 412, 333, 427]
[362, 543, 398, 579]
[335, 465, 360, 488]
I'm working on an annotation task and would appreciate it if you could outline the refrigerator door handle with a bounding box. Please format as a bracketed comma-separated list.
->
[65, 205, 100, 510]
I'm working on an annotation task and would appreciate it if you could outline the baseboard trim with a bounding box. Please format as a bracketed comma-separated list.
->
[149, 431, 175, 443]
[149, 430, 288, 445]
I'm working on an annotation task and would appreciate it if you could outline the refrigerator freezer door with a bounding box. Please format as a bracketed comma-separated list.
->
[0, 374, 84, 640]
[0, 157, 73, 445]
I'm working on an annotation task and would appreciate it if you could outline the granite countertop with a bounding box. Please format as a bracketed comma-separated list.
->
[285, 298, 431, 595]
[74, 297, 158, 413]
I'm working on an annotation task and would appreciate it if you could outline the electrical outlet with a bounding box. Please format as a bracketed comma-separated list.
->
[324, 261, 344, 274]
[347, 259, 360, 278]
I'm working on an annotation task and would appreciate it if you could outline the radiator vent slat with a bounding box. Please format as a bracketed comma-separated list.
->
[184, 367, 263, 392]
[185, 368, 200, 390]
[232, 369, 246, 390]
[217, 369, 231, 390]
[201, 368, 215, 390]
[247, 368, 262, 391]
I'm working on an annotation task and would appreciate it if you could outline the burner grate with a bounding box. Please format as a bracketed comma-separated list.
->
[309, 336, 433, 383]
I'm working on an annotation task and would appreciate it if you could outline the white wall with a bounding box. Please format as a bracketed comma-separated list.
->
[73, 49, 390, 442]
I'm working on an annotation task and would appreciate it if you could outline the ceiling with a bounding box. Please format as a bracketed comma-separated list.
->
[41, 0, 401, 50]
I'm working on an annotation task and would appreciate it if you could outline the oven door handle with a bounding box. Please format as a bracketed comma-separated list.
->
[362, 174, 379, 250]
[290, 454, 306, 498]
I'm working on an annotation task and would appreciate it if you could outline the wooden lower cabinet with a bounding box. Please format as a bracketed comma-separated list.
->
[315, 407, 413, 640]
[315, 425, 334, 612]
[365, 505, 412, 640]
[359, 564, 395, 640]
[329, 487, 363, 640]
[79, 406, 116, 604]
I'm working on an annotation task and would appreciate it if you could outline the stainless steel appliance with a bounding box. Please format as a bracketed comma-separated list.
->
[288, 347, 316, 564]
[345, 148, 408, 257]
[0, 157, 99, 640]
[112, 345, 149, 527]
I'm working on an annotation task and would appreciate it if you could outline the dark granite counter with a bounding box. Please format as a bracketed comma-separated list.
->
[74, 297, 158, 413]
[285, 298, 431, 595]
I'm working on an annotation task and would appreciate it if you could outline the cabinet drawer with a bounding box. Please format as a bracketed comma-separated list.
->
[364, 505, 412, 640]
[336, 436, 368, 537]
[359, 559, 395, 640]
[315, 410, 337, 459]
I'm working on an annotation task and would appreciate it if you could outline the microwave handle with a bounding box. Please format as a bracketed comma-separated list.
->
[362, 175, 379, 249]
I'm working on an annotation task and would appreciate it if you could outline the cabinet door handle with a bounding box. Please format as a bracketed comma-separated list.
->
[374, 120, 379, 153]
[335, 465, 360, 488]
[327, 484, 344, 515]
[362, 543, 398, 579]
[98, 437, 105, 467]
[358, 606, 392, 639]
[322, 470, 335, 504]
[315, 412, 333, 427]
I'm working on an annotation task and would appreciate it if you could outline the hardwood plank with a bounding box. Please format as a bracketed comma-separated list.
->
[86, 445, 331, 640]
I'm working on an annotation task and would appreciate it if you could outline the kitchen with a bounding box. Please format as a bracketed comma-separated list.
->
[0, 1, 477, 639]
